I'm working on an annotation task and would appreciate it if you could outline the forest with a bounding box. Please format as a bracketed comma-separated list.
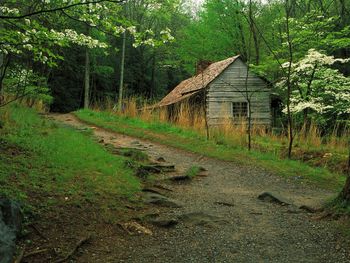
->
[1, 0, 349, 121]
[0, 0, 350, 262]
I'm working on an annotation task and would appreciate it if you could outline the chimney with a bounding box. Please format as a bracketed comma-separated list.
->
[196, 60, 212, 75]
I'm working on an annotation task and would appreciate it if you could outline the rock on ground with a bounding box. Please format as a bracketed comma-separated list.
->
[0, 198, 22, 263]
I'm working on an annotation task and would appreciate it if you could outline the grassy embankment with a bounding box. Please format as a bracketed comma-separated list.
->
[0, 104, 140, 211]
[90, 98, 349, 176]
[75, 108, 347, 191]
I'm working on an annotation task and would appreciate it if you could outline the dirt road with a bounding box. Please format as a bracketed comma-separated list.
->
[49, 113, 349, 263]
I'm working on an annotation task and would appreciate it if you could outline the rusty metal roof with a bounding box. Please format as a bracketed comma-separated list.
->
[157, 55, 240, 107]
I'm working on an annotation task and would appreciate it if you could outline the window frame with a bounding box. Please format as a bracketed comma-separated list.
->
[231, 101, 248, 118]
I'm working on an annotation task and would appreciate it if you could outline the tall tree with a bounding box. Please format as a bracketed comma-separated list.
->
[117, 30, 126, 111]
[84, 46, 91, 109]
[285, 0, 294, 158]
[248, 0, 259, 65]
[338, 141, 350, 204]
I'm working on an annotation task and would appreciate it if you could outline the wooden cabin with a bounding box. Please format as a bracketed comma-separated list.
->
[157, 55, 274, 127]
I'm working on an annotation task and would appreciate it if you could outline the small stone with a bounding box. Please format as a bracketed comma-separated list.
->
[156, 157, 166, 162]
[286, 207, 303, 214]
[120, 221, 152, 235]
[214, 201, 234, 207]
[0, 198, 22, 263]
[143, 193, 182, 208]
[198, 166, 208, 172]
[142, 187, 163, 195]
[149, 218, 178, 228]
[299, 205, 320, 213]
[153, 184, 173, 192]
[258, 192, 291, 206]
[169, 175, 191, 181]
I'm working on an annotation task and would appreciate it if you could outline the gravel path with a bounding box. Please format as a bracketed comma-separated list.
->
[50, 113, 349, 263]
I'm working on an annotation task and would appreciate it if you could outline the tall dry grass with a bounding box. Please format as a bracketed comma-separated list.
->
[1, 94, 49, 112]
[103, 96, 349, 155]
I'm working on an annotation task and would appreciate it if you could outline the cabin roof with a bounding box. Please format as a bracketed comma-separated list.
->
[157, 55, 241, 107]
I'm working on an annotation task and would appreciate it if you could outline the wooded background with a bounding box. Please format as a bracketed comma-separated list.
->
[1, 0, 349, 131]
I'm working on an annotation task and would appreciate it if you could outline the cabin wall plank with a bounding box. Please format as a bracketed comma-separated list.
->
[206, 58, 271, 126]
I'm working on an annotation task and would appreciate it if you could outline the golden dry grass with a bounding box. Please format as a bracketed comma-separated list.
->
[110, 97, 348, 156]
[2, 94, 49, 112]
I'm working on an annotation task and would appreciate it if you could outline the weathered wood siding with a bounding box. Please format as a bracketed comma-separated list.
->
[207, 58, 271, 126]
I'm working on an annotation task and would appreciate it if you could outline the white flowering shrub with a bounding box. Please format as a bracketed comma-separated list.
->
[0, 0, 176, 108]
[132, 27, 175, 48]
[278, 49, 350, 128]
[0, 23, 108, 66]
[0, 2, 109, 67]
[0, 1, 175, 66]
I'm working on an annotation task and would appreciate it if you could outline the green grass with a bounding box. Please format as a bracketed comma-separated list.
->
[117, 148, 149, 162]
[185, 166, 202, 179]
[0, 105, 140, 207]
[75, 109, 346, 191]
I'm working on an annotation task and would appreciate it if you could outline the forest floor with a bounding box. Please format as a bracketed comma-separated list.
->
[38, 113, 350, 263]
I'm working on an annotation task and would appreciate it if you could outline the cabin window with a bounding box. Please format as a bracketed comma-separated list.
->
[232, 102, 248, 118]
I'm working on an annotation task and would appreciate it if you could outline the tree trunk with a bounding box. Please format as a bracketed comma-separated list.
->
[201, 71, 210, 140]
[117, 31, 126, 112]
[0, 54, 10, 105]
[339, 0, 348, 26]
[237, 22, 248, 60]
[285, 0, 294, 159]
[290, 0, 297, 16]
[338, 142, 350, 203]
[0, 52, 4, 104]
[251, 26, 259, 65]
[83, 47, 90, 109]
[340, 177, 350, 203]
[303, 108, 310, 134]
[204, 93, 210, 140]
[348, 142, 350, 174]
[244, 51, 252, 151]
[150, 53, 156, 99]
[307, 0, 311, 12]
[249, 0, 259, 65]
[247, 100, 252, 151]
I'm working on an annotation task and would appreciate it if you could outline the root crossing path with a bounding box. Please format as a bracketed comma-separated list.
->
[51, 113, 349, 263]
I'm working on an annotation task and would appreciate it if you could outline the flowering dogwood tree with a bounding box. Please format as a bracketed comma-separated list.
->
[0, 0, 175, 107]
[278, 49, 350, 128]
[0, 1, 115, 107]
[0, 3, 109, 65]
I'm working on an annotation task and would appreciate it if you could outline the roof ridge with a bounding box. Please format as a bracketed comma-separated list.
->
[157, 55, 240, 107]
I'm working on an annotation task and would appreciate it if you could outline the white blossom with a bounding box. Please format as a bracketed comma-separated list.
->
[0, 6, 19, 15]
[279, 49, 350, 117]
[127, 26, 137, 35]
